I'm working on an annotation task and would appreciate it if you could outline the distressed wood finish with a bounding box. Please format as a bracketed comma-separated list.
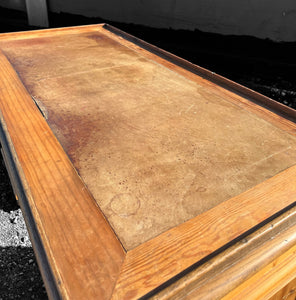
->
[0, 25, 296, 299]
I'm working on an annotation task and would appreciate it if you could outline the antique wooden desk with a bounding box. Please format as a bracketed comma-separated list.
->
[0, 24, 296, 299]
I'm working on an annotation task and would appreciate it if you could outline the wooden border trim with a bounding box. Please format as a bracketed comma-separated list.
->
[112, 165, 296, 299]
[151, 204, 296, 299]
[104, 24, 296, 122]
[0, 50, 125, 300]
[0, 24, 101, 41]
[0, 124, 61, 300]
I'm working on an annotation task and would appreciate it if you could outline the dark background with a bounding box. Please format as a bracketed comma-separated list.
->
[0, 6, 295, 299]
[1, 7, 295, 108]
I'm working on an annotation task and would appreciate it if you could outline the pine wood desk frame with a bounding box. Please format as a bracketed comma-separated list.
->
[0, 24, 296, 299]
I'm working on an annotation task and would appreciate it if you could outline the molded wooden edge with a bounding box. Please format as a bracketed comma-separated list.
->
[103, 24, 296, 123]
[0, 50, 125, 299]
[151, 204, 296, 299]
[113, 165, 296, 299]
[222, 232, 296, 300]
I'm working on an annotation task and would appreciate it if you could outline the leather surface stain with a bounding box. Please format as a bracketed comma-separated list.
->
[1, 30, 296, 249]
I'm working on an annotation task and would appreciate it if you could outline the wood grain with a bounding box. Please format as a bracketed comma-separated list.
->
[0, 49, 125, 299]
[222, 242, 296, 300]
[269, 277, 296, 300]
[150, 207, 296, 299]
[113, 165, 296, 299]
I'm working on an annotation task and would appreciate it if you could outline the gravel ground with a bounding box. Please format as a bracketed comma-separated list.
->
[0, 7, 295, 300]
[0, 157, 48, 299]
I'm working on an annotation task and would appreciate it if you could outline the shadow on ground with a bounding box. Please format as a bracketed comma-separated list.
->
[0, 154, 17, 213]
[0, 247, 47, 299]
[0, 153, 48, 299]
